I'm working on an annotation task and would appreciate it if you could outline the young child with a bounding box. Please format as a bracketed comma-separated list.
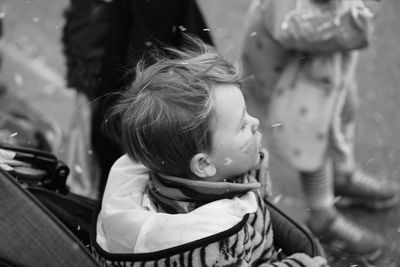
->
[240, 0, 399, 258]
[94, 38, 327, 266]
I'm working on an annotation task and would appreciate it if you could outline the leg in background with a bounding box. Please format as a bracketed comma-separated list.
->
[300, 160, 384, 257]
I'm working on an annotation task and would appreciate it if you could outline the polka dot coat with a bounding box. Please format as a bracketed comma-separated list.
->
[240, 0, 375, 171]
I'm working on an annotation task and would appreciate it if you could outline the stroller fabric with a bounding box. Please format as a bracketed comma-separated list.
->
[0, 168, 98, 267]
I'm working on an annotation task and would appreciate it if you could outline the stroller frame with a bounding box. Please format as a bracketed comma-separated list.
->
[0, 144, 324, 267]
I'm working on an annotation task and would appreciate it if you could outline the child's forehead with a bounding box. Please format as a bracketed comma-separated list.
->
[211, 84, 244, 103]
[209, 84, 245, 124]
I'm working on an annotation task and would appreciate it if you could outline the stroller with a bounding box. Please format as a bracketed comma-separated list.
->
[0, 143, 97, 267]
[0, 143, 325, 267]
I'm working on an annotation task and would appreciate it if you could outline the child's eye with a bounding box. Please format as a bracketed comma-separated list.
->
[241, 121, 248, 129]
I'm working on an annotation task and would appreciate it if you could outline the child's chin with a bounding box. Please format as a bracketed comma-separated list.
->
[253, 153, 262, 166]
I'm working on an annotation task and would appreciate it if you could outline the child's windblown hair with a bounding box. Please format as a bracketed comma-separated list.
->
[106, 37, 242, 177]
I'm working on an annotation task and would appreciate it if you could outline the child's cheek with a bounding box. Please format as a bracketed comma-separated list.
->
[240, 139, 258, 156]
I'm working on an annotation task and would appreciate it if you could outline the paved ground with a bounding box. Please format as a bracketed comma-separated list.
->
[2, 0, 400, 265]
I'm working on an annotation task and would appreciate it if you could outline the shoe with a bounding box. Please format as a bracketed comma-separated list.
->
[334, 169, 400, 210]
[307, 214, 383, 260]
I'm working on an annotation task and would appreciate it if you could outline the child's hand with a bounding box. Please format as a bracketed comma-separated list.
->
[313, 256, 329, 266]
[285, 253, 329, 267]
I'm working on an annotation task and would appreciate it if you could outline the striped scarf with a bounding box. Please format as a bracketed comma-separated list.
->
[147, 152, 269, 214]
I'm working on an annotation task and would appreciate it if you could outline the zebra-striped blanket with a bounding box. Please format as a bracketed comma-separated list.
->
[94, 154, 326, 266]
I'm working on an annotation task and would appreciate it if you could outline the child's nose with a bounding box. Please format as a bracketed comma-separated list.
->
[250, 115, 260, 133]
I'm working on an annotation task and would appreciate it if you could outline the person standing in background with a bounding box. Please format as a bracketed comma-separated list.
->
[240, 0, 399, 260]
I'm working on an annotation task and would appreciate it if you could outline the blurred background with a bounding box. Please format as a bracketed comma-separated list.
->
[0, 0, 399, 265]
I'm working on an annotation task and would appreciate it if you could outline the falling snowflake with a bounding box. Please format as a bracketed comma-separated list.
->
[74, 165, 83, 174]
[14, 73, 24, 87]
[270, 123, 283, 128]
[224, 158, 232, 165]
[333, 196, 341, 203]
[272, 194, 282, 204]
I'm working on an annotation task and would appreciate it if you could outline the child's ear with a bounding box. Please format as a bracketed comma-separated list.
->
[190, 153, 216, 178]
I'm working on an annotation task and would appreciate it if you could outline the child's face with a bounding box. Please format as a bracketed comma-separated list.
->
[206, 84, 263, 182]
